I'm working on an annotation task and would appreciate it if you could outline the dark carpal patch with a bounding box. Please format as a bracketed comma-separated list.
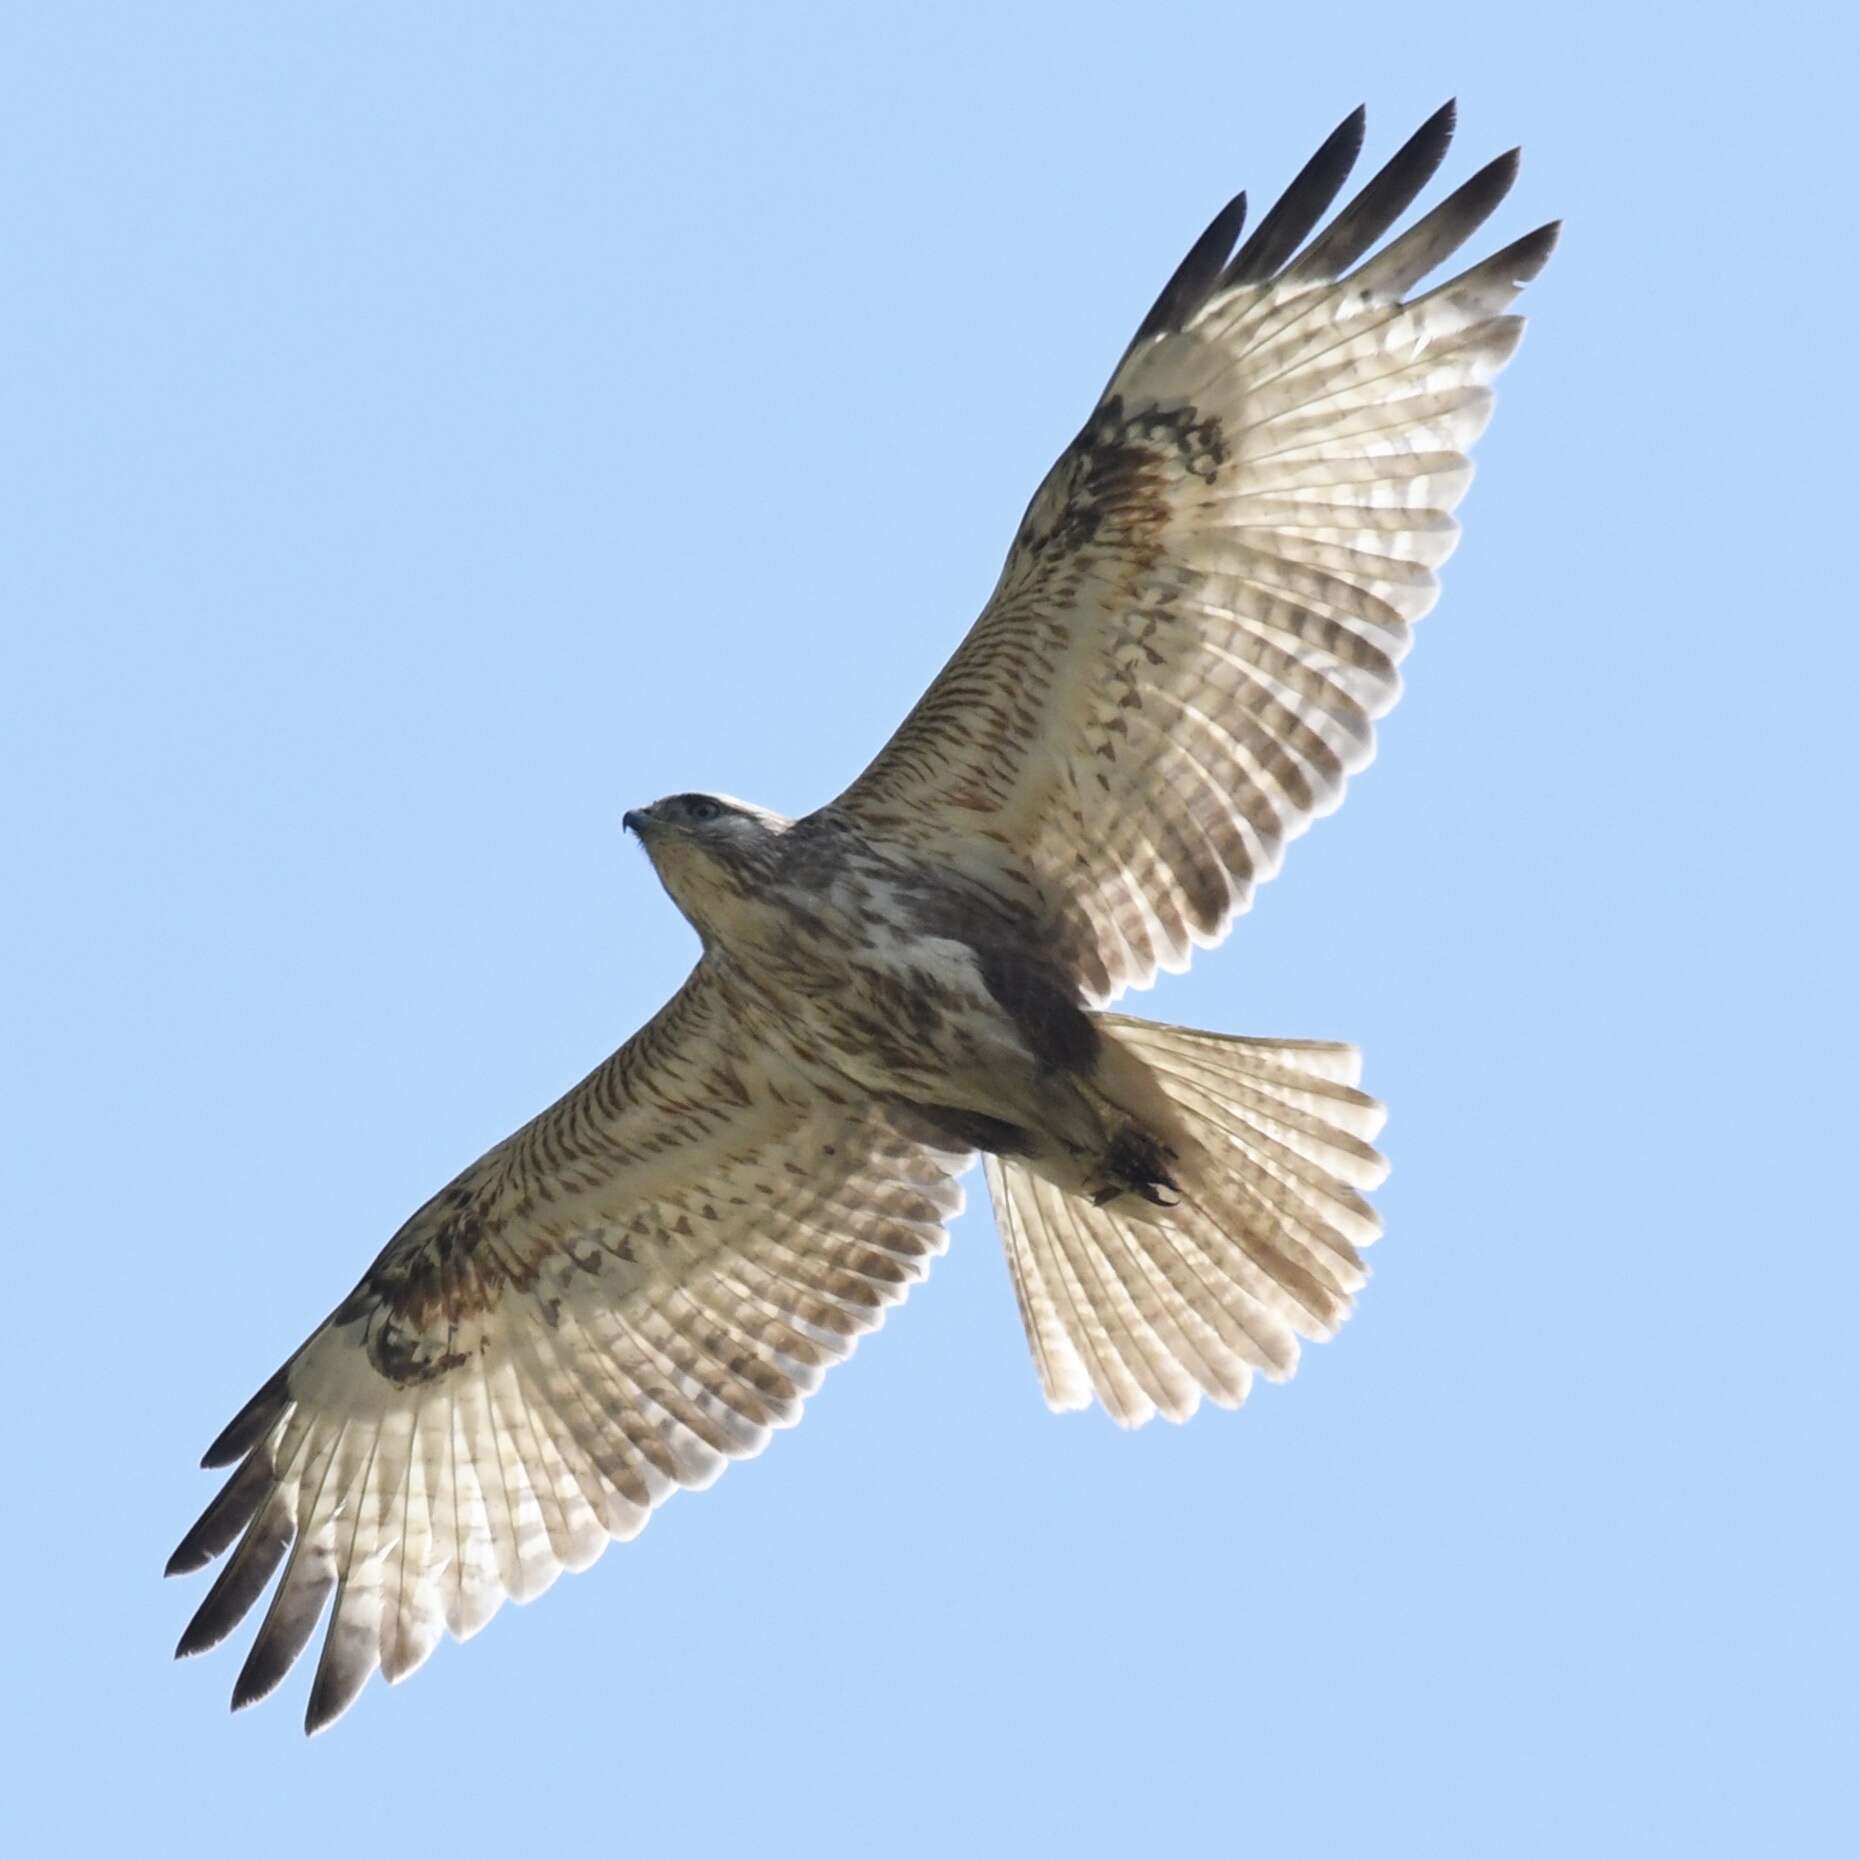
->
[327, 1186, 532, 1388]
[1017, 395, 1227, 566]
[362, 1316, 475, 1387]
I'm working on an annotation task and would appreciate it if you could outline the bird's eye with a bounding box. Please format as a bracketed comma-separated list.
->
[686, 797, 722, 823]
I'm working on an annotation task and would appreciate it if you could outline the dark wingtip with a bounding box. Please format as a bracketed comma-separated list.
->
[1342, 140, 1529, 296]
[1483, 147, 1524, 200]
[1429, 144, 1524, 236]
[1121, 188, 1248, 359]
[202, 1366, 291, 1469]
[1283, 100, 1460, 284]
[1334, 101, 1370, 177]
[304, 1611, 379, 1736]
[176, 1590, 239, 1661]
[1458, 147, 1526, 239]
[230, 1657, 285, 1714]
[175, 1618, 216, 1661]
[1515, 219, 1563, 274]
[167, 1451, 271, 1577]
[173, 1496, 293, 1658]
[304, 1675, 344, 1737]
[1220, 104, 1368, 287]
[1411, 100, 1460, 186]
[230, 1559, 334, 1716]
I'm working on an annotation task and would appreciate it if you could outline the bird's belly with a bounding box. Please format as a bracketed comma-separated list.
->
[755, 933, 1036, 1115]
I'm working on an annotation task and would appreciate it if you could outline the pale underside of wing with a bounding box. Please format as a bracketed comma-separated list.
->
[834, 104, 1558, 1002]
[168, 963, 967, 1732]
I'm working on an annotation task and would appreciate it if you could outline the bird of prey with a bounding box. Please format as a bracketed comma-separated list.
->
[170, 103, 1556, 1733]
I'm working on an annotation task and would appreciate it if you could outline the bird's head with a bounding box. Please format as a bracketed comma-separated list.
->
[623, 792, 790, 945]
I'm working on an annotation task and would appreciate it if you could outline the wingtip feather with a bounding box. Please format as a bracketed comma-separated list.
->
[1512, 218, 1563, 276]
[1221, 106, 1368, 287]
[201, 1366, 291, 1469]
[166, 1539, 206, 1580]
[166, 1451, 271, 1576]
[174, 1494, 294, 1658]
[1286, 100, 1462, 282]
[1122, 189, 1249, 360]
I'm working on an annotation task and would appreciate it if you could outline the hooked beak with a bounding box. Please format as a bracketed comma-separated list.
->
[622, 809, 648, 836]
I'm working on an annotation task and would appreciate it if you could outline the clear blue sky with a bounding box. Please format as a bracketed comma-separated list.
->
[4, 5, 1853, 1854]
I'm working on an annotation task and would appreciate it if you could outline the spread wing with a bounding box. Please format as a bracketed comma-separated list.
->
[833, 104, 1558, 1001]
[168, 960, 966, 1732]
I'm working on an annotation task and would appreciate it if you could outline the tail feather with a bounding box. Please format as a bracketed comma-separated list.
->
[992, 1159, 1094, 1414]
[1047, 1192, 1192, 1422]
[984, 1018, 1388, 1427]
[988, 1156, 1242, 1424]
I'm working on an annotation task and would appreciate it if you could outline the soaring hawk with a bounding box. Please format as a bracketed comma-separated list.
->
[170, 104, 1556, 1732]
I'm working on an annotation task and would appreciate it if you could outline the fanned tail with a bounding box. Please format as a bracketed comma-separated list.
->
[984, 1016, 1387, 1427]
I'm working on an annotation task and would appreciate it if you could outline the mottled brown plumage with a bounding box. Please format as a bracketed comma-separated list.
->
[171, 105, 1555, 1732]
